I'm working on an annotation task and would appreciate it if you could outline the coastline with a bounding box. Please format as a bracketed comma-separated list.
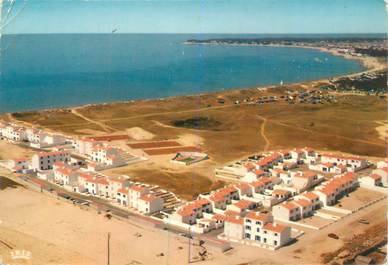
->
[184, 41, 385, 73]
[2, 43, 386, 116]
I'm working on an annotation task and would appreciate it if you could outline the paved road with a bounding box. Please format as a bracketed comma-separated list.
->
[0, 170, 229, 251]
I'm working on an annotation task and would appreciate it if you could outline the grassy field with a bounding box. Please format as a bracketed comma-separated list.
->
[5, 88, 386, 161]
[108, 167, 225, 200]
[3, 84, 386, 199]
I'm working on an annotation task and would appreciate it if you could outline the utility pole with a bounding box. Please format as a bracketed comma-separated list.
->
[188, 226, 191, 264]
[107, 232, 111, 265]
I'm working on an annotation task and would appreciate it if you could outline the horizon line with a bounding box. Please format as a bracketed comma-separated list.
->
[2, 32, 387, 35]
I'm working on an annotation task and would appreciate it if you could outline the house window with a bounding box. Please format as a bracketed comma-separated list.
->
[256, 221, 261, 225]
[256, 228, 260, 232]
[245, 233, 251, 239]
[246, 219, 251, 223]
[263, 238, 267, 243]
[274, 233, 278, 236]
[264, 231, 267, 234]
[255, 235, 261, 241]
[245, 225, 251, 230]
[274, 240, 278, 246]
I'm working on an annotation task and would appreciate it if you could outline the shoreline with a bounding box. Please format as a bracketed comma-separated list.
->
[2, 44, 386, 115]
[183, 41, 385, 72]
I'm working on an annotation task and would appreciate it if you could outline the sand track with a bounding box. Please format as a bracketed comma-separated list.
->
[71, 108, 116, 132]
[258, 115, 270, 151]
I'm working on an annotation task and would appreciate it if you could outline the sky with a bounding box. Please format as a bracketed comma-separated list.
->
[0, 0, 387, 34]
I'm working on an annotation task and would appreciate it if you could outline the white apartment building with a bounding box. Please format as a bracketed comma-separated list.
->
[244, 212, 291, 248]
[74, 138, 99, 156]
[109, 176, 131, 199]
[1, 125, 27, 142]
[53, 166, 78, 186]
[31, 151, 71, 171]
[320, 154, 368, 172]
[129, 185, 151, 209]
[137, 194, 164, 214]
[223, 212, 291, 249]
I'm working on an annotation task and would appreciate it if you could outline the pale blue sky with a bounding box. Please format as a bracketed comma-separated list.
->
[1, 0, 387, 34]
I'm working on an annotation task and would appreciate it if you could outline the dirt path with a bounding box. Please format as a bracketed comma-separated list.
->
[258, 115, 270, 151]
[375, 120, 388, 142]
[71, 108, 116, 133]
[47, 102, 250, 129]
[43, 102, 386, 149]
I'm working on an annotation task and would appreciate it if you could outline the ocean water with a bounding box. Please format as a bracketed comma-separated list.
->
[0, 34, 364, 113]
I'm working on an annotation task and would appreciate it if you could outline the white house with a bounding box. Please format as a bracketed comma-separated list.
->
[359, 174, 383, 187]
[291, 171, 323, 192]
[117, 187, 129, 206]
[31, 151, 71, 171]
[5, 158, 29, 173]
[224, 216, 244, 239]
[272, 201, 301, 221]
[223, 212, 291, 248]
[376, 160, 388, 169]
[226, 199, 257, 214]
[244, 212, 291, 248]
[53, 166, 78, 186]
[309, 163, 346, 174]
[372, 168, 388, 187]
[137, 194, 164, 214]
[74, 138, 99, 156]
[320, 154, 368, 172]
[109, 176, 131, 199]
[128, 185, 151, 209]
[298, 192, 321, 210]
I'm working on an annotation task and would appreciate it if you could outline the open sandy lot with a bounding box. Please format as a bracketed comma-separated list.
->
[0, 140, 35, 160]
[337, 187, 386, 211]
[0, 176, 386, 265]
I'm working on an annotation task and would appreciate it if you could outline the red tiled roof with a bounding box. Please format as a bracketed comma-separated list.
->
[273, 189, 291, 196]
[109, 176, 129, 184]
[281, 202, 298, 211]
[129, 185, 147, 192]
[259, 177, 272, 184]
[302, 192, 319, 200]
[55, 167, 74, 176]
[244, 163, 256, 171]
[177, 206, 195, 217]
[245, 211, 271, 222]
[191, 198, 211, 208]
[118, 187, 128, 194]
[255, 169, 266, 176]
[370, 174, 382, 180]
[139, 194, 160, 202]
[225, 216, 244, 225]
[263, 222, 287, 233]
[209, 194, 226, 202]
[224, 210, 241, 217]
[79, 172, 93, 180]
[211, 214, 226, 221]
[232, 200, 254, 209]
[234, 182, 251, 191]
[294, 199, 313, 208]
[249, 181, 265, 188]
[97, 178, 109, 185]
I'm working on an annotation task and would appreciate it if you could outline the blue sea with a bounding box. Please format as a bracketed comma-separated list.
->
[0, 34, 365, 113]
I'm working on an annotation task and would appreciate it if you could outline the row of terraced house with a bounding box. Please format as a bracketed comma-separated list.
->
[167, 148, 387, 250]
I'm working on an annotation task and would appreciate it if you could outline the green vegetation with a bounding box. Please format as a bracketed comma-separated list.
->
[172, 116, 221, 130]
